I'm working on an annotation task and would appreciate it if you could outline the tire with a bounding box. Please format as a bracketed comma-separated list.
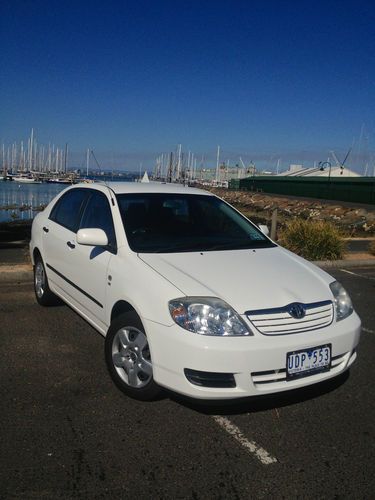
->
[105, 312, 161, 401]
[34, 255, 59, 306]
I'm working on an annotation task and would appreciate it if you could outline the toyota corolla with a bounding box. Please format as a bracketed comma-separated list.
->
[30, 183, 361, 400]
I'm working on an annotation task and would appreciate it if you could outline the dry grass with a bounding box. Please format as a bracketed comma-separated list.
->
[278, 219, 345, 261]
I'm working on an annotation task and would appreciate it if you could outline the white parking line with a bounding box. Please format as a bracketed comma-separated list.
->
[339, 269, 375, 281]
[212, 415, 278, 465]
[362, 327, 375, 334]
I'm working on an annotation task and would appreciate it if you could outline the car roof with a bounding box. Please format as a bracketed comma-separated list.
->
[75, 181, 213, 196]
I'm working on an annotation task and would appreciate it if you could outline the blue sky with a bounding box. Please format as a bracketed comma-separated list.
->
[1, 0, 374, 172]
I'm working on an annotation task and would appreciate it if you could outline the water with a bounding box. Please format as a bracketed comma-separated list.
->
[0, 181, 66, 222]
[0, 177, 136, 222]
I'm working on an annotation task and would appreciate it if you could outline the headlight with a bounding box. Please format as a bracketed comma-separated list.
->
[168, 297, 252, 336]
[329, 281, 353, 321]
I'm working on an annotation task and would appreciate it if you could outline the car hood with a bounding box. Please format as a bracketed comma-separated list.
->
[138, 246, 334, 313]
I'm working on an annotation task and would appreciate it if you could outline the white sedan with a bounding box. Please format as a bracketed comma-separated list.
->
[30, 182, 361, 401]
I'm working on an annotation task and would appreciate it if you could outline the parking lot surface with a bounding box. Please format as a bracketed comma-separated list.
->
[0, 267, 374, 499]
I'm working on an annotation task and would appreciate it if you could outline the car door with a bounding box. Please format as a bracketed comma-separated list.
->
[71, 190, 117, 330]
[43, 188, 90, 298]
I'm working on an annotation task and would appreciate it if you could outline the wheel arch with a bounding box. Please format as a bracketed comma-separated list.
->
[32, 247, 42, 266]
[110, 300, 139, 324]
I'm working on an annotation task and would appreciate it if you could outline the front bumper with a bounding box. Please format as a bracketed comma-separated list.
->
[143, 312, 361, 400]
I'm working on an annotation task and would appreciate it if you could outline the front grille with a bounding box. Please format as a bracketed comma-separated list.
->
[246, 300, 334, 335]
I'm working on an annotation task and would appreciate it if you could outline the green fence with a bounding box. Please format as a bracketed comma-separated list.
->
[230, 176, 375, 205]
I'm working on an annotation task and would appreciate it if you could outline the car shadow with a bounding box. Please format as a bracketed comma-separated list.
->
[166, 370, 350, 415]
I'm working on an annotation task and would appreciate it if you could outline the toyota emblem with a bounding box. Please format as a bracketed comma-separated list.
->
[288, 303, 306, 319]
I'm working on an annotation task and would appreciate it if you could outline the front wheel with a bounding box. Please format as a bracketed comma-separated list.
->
[105, 312, 161, 401]
[34, 256, 59, 306]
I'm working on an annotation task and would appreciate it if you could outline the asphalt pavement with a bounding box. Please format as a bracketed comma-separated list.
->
[0, 267, 374, 498]
[346, 238, 375, 253]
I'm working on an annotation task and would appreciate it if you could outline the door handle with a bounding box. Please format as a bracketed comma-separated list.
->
[67, 241, 75, 249]
[43, 226, 49, 233]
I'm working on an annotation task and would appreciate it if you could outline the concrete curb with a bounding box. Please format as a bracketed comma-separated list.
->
[314, 259, 375, 269]
[0, 264, 33, 282]
[0, 269, 33, 282]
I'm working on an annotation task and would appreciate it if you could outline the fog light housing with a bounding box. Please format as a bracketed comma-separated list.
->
[184, 369, 236, 388]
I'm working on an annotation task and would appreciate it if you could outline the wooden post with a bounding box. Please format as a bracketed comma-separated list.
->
[271, 209, 278, 240]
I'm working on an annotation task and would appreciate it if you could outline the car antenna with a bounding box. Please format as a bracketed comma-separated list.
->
[91, 149, 116, 206]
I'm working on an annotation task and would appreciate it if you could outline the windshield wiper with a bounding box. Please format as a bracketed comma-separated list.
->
[138, 239, 275, 254]
[138, 240, 209, 253]
[204, 241, 254, 250]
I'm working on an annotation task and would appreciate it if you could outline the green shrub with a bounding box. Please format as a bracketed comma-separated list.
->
[369, 240, 375, 256]
[278, 219, 345, 261]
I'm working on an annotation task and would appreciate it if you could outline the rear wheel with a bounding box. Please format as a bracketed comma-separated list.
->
[105, 312, 161, 401]
[34, 256, 58, 306]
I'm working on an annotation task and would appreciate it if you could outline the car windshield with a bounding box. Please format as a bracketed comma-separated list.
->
[117, 193, 275, 253]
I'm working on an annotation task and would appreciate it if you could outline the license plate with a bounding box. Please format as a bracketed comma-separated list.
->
[286, 344, 331, 380]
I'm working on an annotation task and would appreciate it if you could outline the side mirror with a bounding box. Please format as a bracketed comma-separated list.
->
[77, 228, 108, 247]
[258, 224, 270, 236]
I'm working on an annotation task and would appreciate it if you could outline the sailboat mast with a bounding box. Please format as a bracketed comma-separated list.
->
[64, 143, 68, 173]
[29, 128, 34, 171]
[86, 148, 90, 177]
[216, 145, 220, 182]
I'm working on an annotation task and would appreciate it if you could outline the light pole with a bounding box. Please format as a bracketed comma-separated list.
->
[319, 161, 332, 196]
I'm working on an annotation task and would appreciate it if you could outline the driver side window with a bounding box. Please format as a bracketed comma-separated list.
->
[79, 191, 117, 252]
[49, 189, 88, 232]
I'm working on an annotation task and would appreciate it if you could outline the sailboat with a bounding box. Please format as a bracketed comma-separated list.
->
[12, 175, 41, 184]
